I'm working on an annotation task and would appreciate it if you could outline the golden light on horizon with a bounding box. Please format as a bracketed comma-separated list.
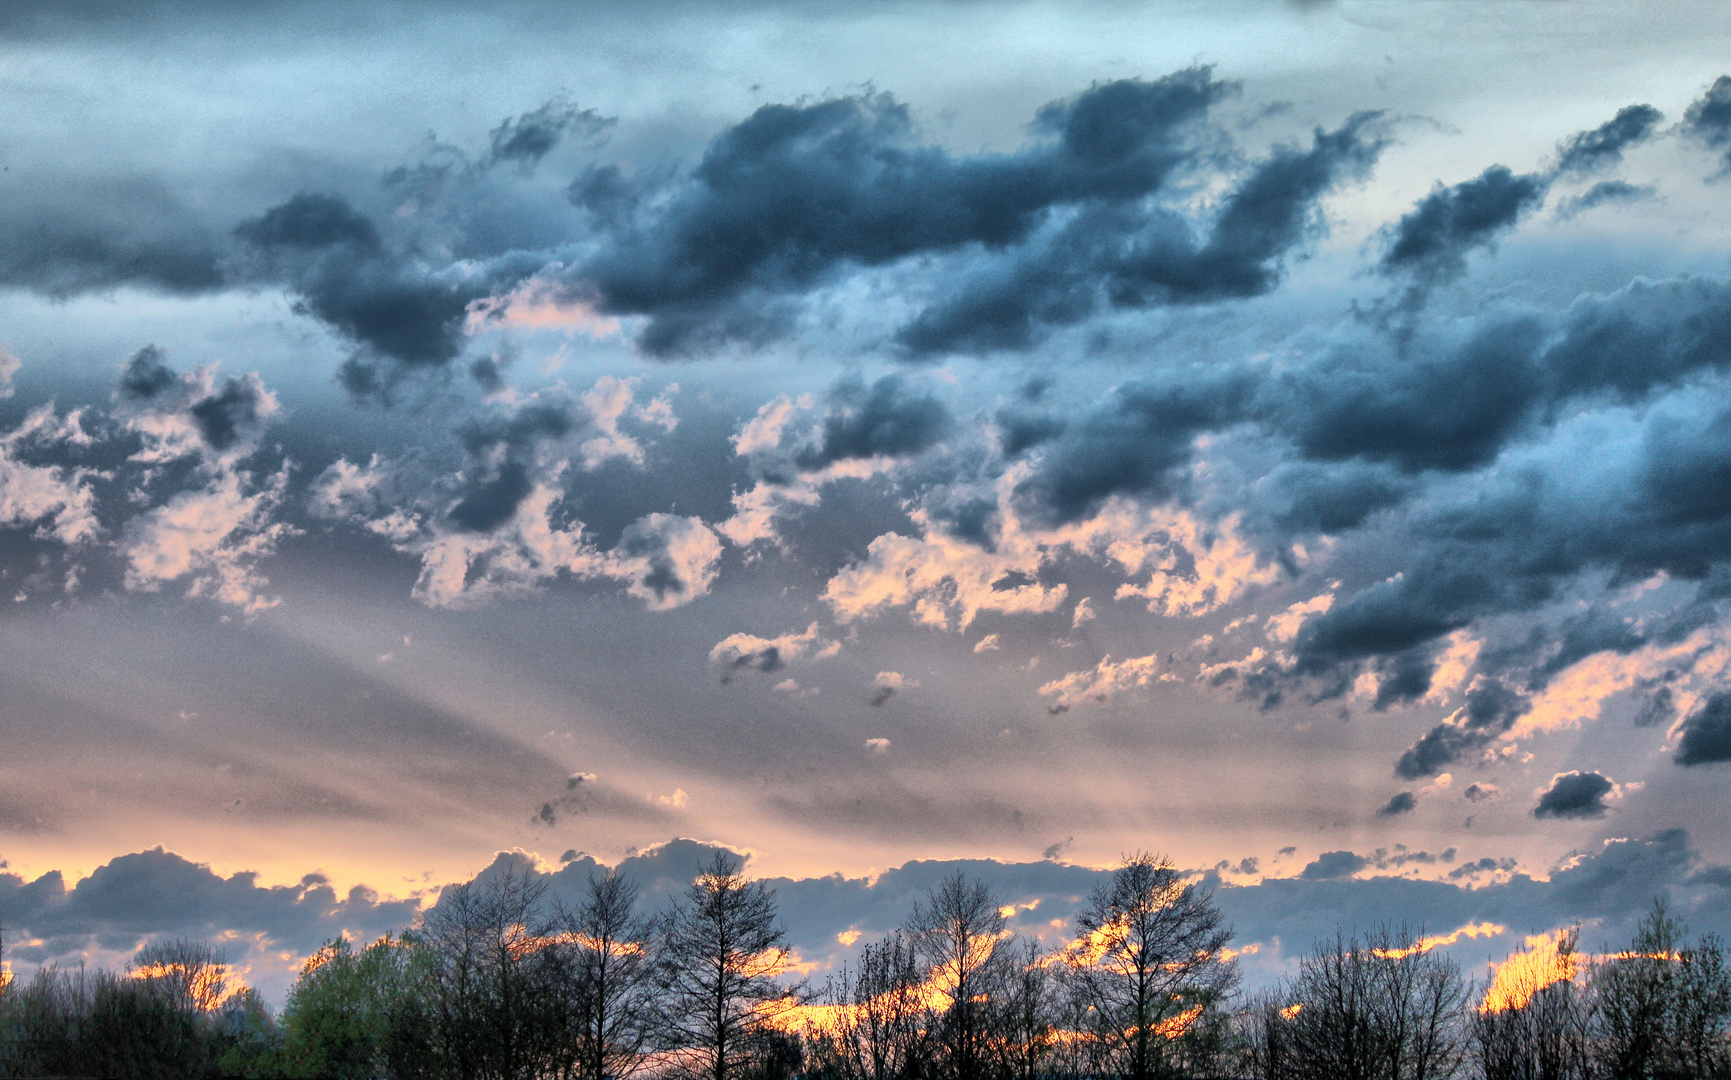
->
[1479, 929, 1580, 1014]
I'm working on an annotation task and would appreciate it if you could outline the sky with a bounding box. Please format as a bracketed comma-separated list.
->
[4, 0, 1731, 1003]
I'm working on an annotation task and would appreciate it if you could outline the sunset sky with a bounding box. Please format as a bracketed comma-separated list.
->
[4, 0, 1731, 1002]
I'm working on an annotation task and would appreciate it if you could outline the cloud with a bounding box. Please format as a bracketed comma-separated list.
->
[0, 406, 101, 546]
[868, 670, 909, 707]
[1301, 850, 1367, 880]
[1555, 180, 1658, 219]
[391, 479, 720, 612]
[822, 481, 1069, 630]
[1555, 104, 1663, 175]
[1463, 783, 1499, 803]
[1532, 771, 1617, 819]
[718, 384, 935, 550]
[1265, 590, 1335, 643]
[121, 465, 296, 615]
[1674, 693, 1731, 766]
[1378, 165, 1549, 287]
[709, 622, 838, 681]
[732, 393, 811, 457]
[865, 737, 891, 753]
[0, 178, 225, 299]
[309, 454, 387, 521]
[484, 97, 614, 169]
[1071, 596, 1096, 628]
[613, 513, 724, 611]
[1377, 791, 1417, 817]
[795, 376, 951, 470]
[1684, 75, 1731, 169]
[0, 344, 18, 399]
[1038, 652, 1163, 712]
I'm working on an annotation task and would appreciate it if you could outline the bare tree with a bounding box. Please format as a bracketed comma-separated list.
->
[658, 851, 802, 1080]
[1277, 926, 1468, 1080]
[1239, 988, 1300, 1080]
[904, 872, 1007, 1080]
[1593, 900, 1731, 1080]
[410, 863, 560, 1080]
[130, 938, 233, 1014]
[1472, 927, 1592, 1080]
[810, 930, 931, 1080]
[552, 868, 660, 1080]
[1669, 927, 1731, 1079]
[990, 936, 1060, 1080]
[1063, 852, 1238, 1080]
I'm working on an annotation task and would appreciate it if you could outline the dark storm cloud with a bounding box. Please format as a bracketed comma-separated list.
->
[1684, 75, 1731, 169]
[1395, 681, 1530, 779]
[994, 408, 1066, 457]
[446, 398, 576, 531]
[0, 848, 417, 964]
[1378, 165, 1549, 286]
[1376, 791, 1416, 817]
[1269, 316, 1550, 474]
[1016, 367, 1256, 522]
[567, 72, 1388, 356]
[115, 345, 176, 401]
[795, 376, 952, 470]
[189, 375, 272, 451]
[233, 193, 381, 252]
[1018, 266, 1731, 534]
[236, 193, 516, 381]
[896, 112, 1387, 355]
[1533, 771, 1616, 819]
[1674, 693, 1731, 766]
[1555, 104, 1663, 175]
[486, 98, 615, 169]
[573, 70, 1233, 353]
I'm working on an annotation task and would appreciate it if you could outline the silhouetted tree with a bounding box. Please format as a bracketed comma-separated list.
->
[989, 937, 1059, 1080]
[658, 852, 802, 1080]
[904, 873, 1007, 1080]
[552, 868, 660, 1080]
[1593, 901, 1731, 1080]
[1273, 925, 1468, 1080]
[407, 863, 562, 1079]
[808, 930, 930, 1080]
[1063, 852, 1238, 1080]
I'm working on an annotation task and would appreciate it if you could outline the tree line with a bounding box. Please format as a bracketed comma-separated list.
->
[0, 851, 1727, 1079]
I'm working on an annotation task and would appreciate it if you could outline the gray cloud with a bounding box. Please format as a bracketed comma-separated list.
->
[1674, 693, 1731, 766]
[796, 376, 952, 470]
[485, 97, 614, 170]
[1684, 75, 1731, 170]
[1533, 771, 1616, 819]
[0, 847, 417, 965]
[1378, 165, 1549, 288]
[1300, 850, 1367, 879]
[1555, 104, 1663, 175]
[1376, 791, 1416, 817]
